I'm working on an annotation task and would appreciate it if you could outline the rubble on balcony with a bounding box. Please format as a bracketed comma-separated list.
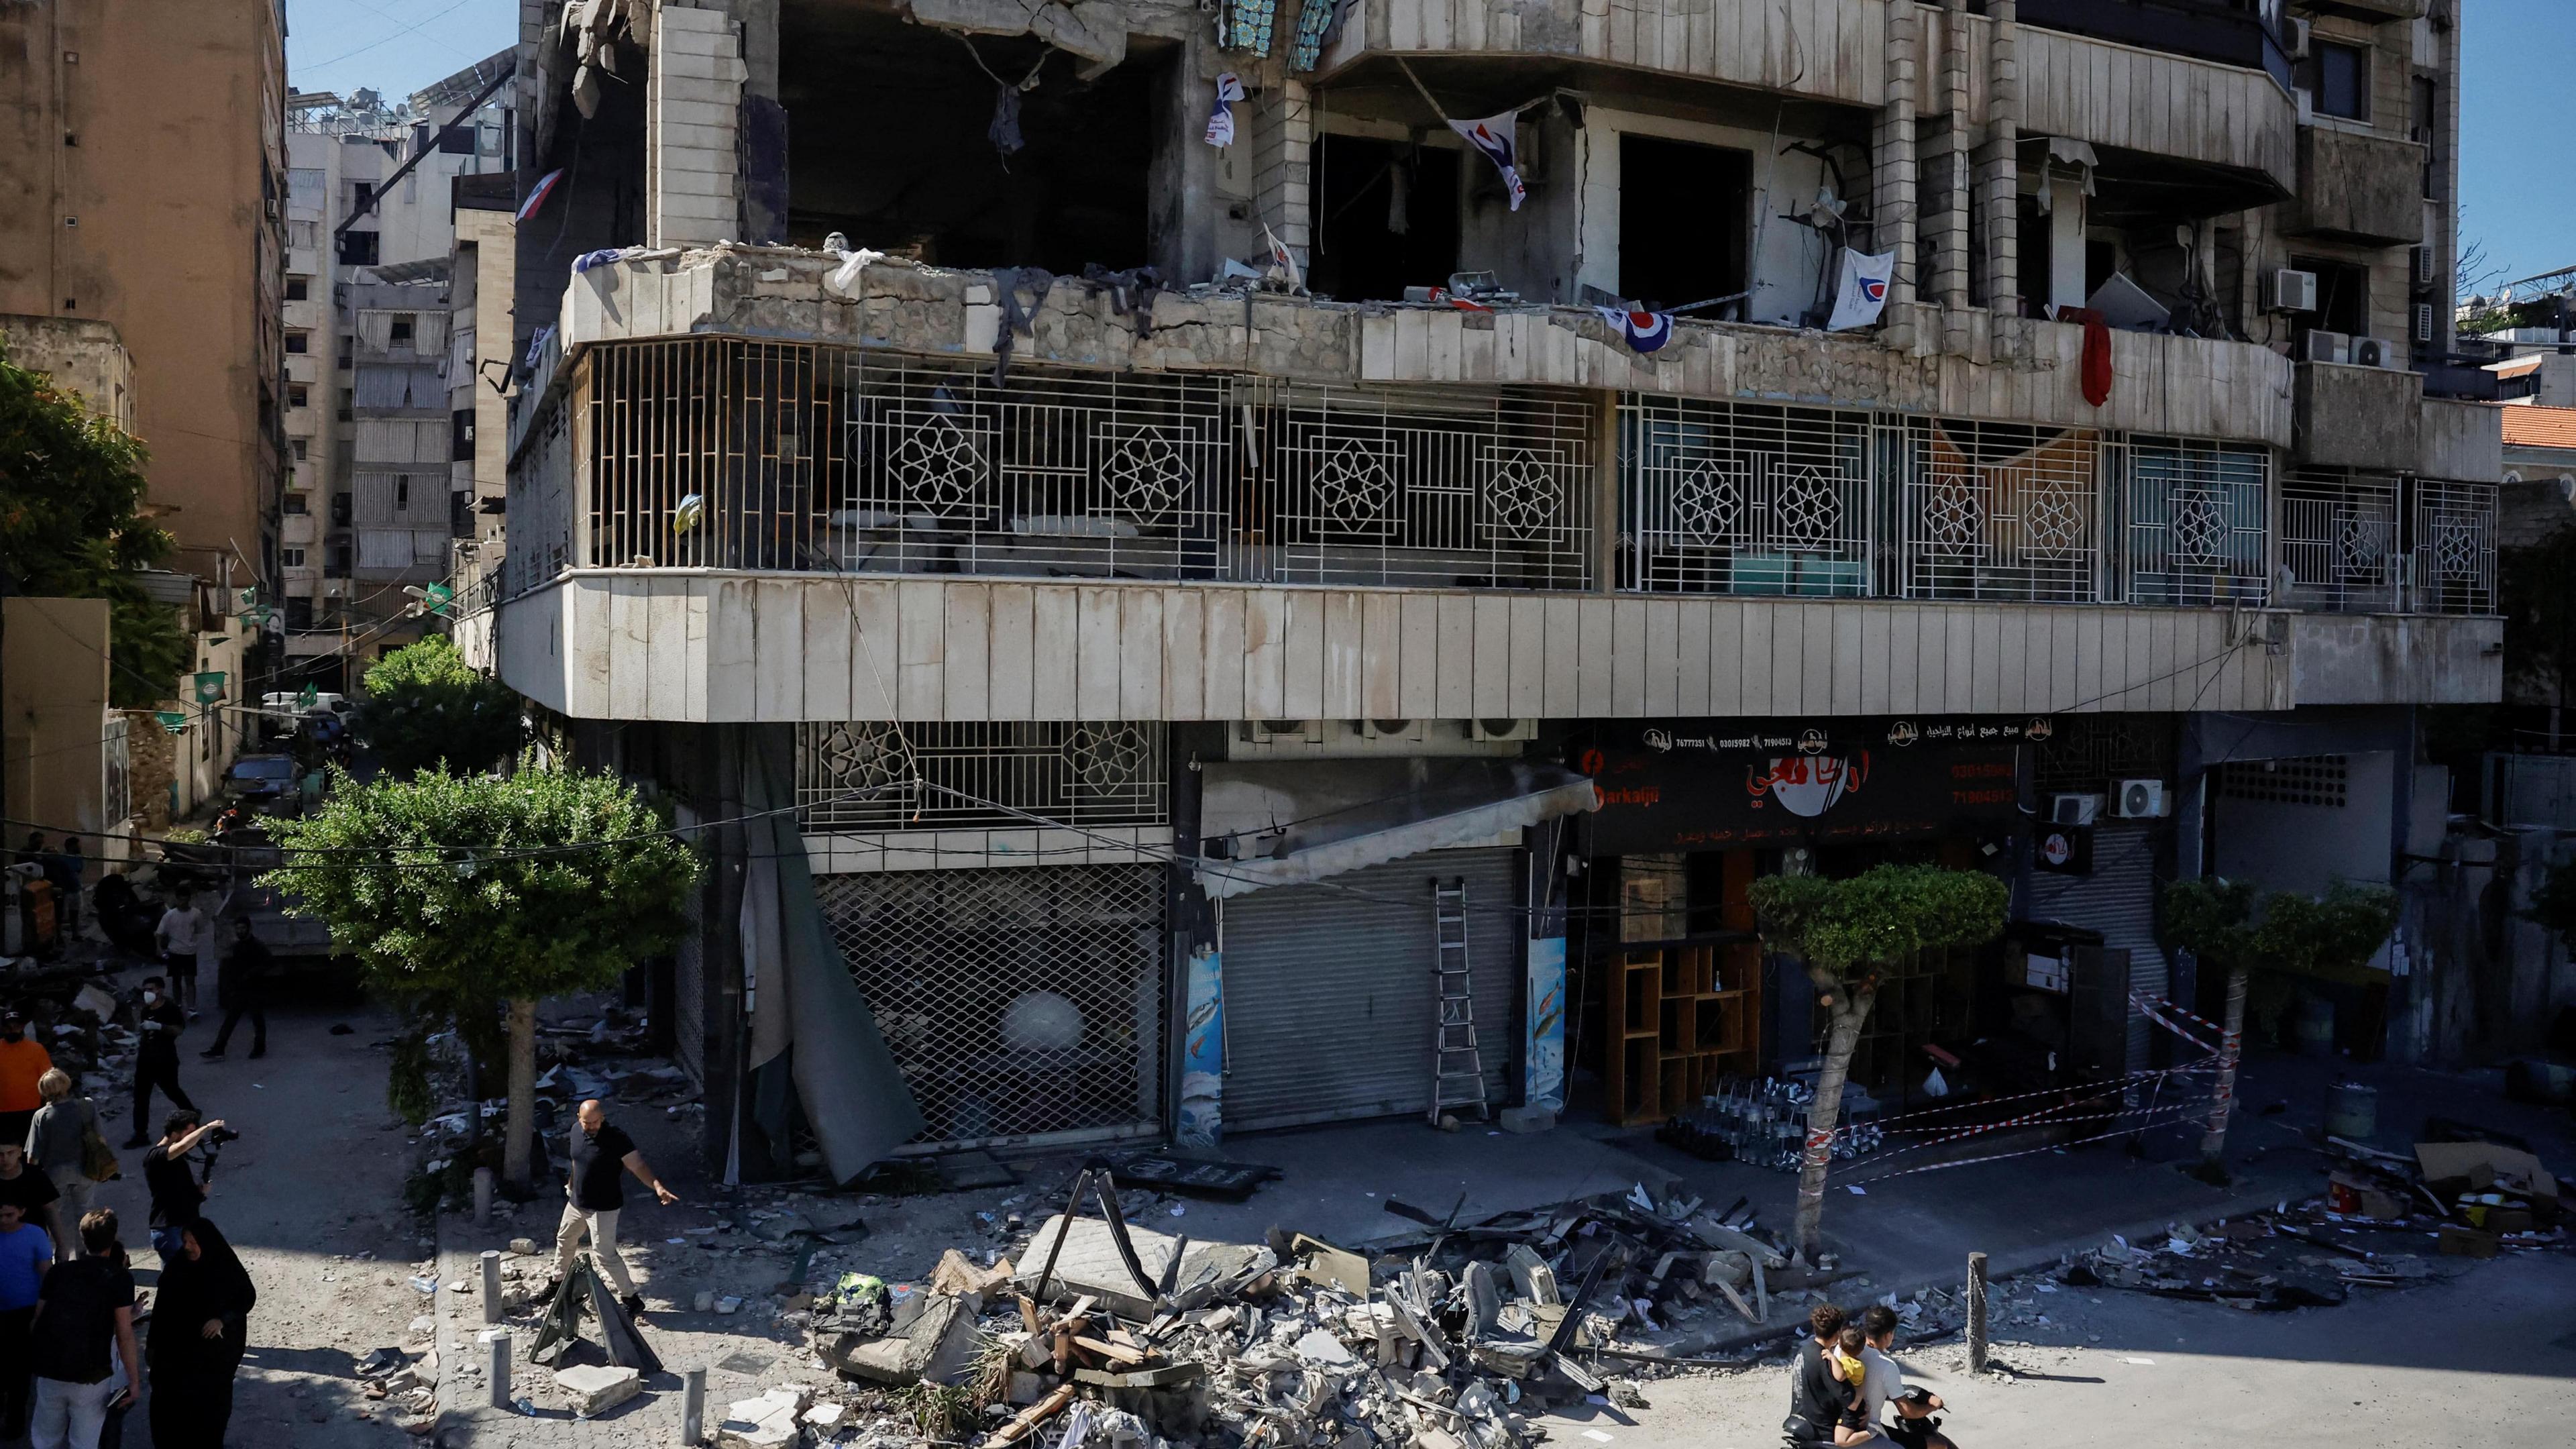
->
[546, 244, 2294, 448]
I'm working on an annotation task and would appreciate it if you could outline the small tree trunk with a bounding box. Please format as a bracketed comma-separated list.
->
[502, 996, 538, 1190]
[1794, 985, 1876, 1259]
[2197, 966, 2249, 1169]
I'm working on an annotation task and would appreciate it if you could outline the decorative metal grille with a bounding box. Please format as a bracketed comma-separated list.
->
[2408, 478, 2500, 616]
[795, 720, 1168, 832]
[573, 338, 1595, 590]
[2119, 437, 2269, 605]
[2280, 470, 2404, 614]
[1896, 420, 2104, 602]
[817, 865, 1167, 1150]
[1619, 396, 1876, 596]
[2217, 755, 2349, 808]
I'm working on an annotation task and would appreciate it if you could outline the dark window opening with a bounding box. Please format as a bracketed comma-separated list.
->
[285, 278, 308, 301]
[283, 493, 308, 514]
[438, 124, 478, 155]
[285, 332, 307, 354]
[285, 598, 313, 632]
[331, 492, 353, 526]
[327, 545, 352, 576]
[2300, 40, 2368, 121]
[452, 408, 477, 461]
[292, 439, 308, 461]
[1617, 136, 1750, 312]
[2084, 238, 2120, 301]
[338, 229, 380, 266]
[2290, 253, 2369, 338]
[288, 384, 307, 409]
[2017, 193, 2051, 315]
[1309, 135, 1461, 303]
[396, 476, 411, 509]
[778, 10, 1154, 272]
[390, 315, 415, 345]
[338, 334, 354, 368]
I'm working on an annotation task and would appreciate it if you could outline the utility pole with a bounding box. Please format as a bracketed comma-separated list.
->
[2198, 965, 2249, 1176]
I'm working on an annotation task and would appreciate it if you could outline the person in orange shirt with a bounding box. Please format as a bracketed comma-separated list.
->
[0, 1010, 52, 1152]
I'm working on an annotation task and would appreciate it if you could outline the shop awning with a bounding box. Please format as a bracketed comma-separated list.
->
[1195, 757, 1599, 900]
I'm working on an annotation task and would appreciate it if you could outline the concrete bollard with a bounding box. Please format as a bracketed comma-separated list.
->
[474, 1166, 494, 1226]
[482, 1328, 511, 1409]
[481, 1250, 504, 1324]
[680, 1365, 706, 1444]
[1966, 1251, 1989, 1374]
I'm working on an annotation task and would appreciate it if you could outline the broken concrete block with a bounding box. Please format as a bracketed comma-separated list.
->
[930, 1247, 1015, 1297]
[1497, 1104, 1556, 1134]
[802, 1401, 847, 1429]
[1016, 1215, 1264, 1319]
[694, 1291, 716, 1313]
[553, 1364, 641, 1416]
[1503, 1245, 1560, 1305]
[822, 1291, 982, 1385]
[715, 1390, 801, 1449]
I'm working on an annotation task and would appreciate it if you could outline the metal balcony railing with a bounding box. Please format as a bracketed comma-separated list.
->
[498, 337, 2500, 619]
[570, 337, 1596, 592]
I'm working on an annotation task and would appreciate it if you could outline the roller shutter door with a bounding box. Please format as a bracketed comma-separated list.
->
[2026, 821, 2166, 1072]
[1220, 848, 1520, 1133]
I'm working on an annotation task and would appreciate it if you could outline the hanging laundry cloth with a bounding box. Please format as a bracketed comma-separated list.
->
[1220, 0, 1279, 56]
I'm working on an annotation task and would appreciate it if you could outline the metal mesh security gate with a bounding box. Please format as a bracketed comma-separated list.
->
[817, 865, 1167, 1151]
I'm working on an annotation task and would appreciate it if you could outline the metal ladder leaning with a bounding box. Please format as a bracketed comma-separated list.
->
[1429, 877, 1490, 1124]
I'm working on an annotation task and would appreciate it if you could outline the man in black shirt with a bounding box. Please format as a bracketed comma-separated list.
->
[554, 1099, 677, 1319]
[123, 977, 195, 1149]
[0, 1144, 60, 1255]
[141, 1111, 225, 1263]
[202, 919, 274, 1061]
[28, 1208, 140, 1444]
[1786, 1302, 1849, 1444]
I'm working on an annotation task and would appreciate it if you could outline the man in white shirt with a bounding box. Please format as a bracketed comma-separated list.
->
[153, 888, 213, 1018]
[1859, 1304, 1951, 1449]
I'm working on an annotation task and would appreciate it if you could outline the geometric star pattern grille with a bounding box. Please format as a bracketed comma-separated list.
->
[2433, 511, 2482, 578]
[1482, 445, 1562, 540]
[2334, 508, 2393, 580]
[1921, 472, 1986, 553]
[1773, 466, 1843, 548]
[817, 865, 1165, 1148]
[886, 411, 989, 515]
[1671, 460, 1747, 543]
[2021, 484, 2087, 557]
[1095, 423, 1195, 525]
[812, 721, 916, 811]
[2167, 488, 2226, 563]
[1310, 437, 1399, 535]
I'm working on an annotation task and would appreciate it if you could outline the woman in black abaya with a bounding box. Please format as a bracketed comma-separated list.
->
[148, 1216, 256, 1448]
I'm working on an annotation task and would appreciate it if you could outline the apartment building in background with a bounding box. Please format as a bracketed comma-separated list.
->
[280, 54, 515, 688]
[0, 0, 287, 825]
[460, 0, 2515, 1181]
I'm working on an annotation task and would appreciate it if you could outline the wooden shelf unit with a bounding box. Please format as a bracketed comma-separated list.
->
[1599, 938, 1766, 1126]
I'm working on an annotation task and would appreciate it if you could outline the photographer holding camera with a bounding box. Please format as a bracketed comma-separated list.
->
[140, 1112, 231, 1264]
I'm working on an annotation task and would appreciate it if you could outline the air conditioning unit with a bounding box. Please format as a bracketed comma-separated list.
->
[2112, 779, 2168, 819]
[1238, 720, 1322, 744]
[2351, 335, 2402, 369]
[2284, 16, 2311, 60]
[2051, 792, 2104, 826]
[2412, 246, 2437, 289]
[1355, 718, 1417, 740]
[2265, 268, 2318, 314]
[1466, 718, 1536, 743]
[2413, 304, 2437, 345]
[2301, 329, 2349, 364]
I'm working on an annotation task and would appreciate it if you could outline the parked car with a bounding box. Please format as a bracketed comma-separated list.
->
[223, 753, 302, 814]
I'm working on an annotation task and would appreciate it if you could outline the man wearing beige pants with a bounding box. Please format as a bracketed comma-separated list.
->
[555, 1099, 678, 1318]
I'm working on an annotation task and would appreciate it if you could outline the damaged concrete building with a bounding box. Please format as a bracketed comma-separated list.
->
[459, 0, 2515, 1181]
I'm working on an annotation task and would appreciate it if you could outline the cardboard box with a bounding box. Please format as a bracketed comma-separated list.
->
[2437, 1225, 2499, 1258]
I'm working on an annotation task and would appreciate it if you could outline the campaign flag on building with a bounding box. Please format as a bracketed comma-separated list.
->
[1826, 248, 1897, 331]
[1447, 111, 1527, 211]
[1205, 72, 1246, 148]
[1595, 307, 1675, 354]
[517, 168, 566, 223]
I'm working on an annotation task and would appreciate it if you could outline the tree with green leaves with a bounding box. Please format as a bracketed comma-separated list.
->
[2159, 876, 2258, 1172]
[1746, 863, 2009, 1257]
[263, 761, 702, 1189]
[356, 636, 524, 777]
[0, 338, 188, 706]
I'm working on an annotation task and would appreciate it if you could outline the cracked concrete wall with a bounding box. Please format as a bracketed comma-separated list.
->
[543, 248, 2297, 447]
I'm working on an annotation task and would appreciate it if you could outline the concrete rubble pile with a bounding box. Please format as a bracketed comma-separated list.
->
[802, 1181, 1808, 1449]
[2063, 1132, 2567, 1309]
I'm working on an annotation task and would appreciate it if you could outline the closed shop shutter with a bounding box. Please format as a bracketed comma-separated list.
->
[2026, 821, 2165, 1072]
[1220, 847, 1521, 1133]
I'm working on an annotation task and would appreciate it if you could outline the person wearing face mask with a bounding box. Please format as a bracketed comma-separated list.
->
[122, 979, 195, 1151]
[0, 1009, 51, 1150]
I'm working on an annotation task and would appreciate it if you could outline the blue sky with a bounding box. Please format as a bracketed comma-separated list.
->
[288, 0, 2573, 286]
